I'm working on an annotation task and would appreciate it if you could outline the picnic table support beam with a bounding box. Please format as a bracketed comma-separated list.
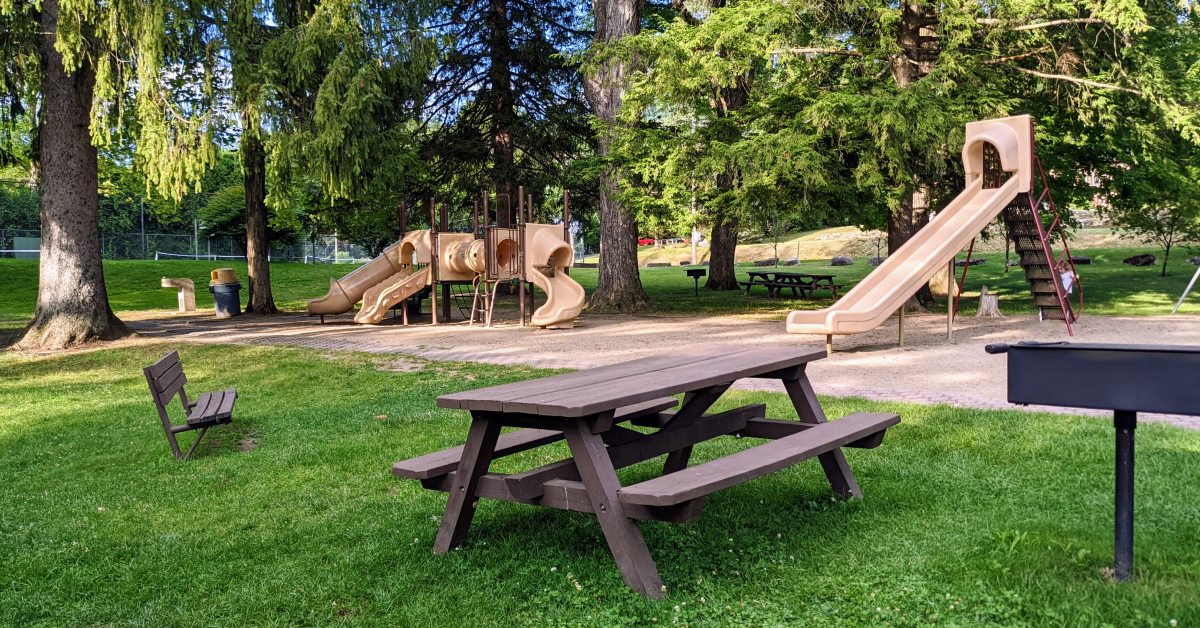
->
[1114, 410, 1136, 580]
[564, 418, 665, 598]
[433, 414, 502, 554]
[782, 371, 861, 499]
[661, 384, 731, 475]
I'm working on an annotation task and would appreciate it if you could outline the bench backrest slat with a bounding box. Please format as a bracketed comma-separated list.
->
[144, 352, 188, 417]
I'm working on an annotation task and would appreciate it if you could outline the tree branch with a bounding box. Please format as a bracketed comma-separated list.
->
[776, 47, 863, 57]
[976, 17, 1107, 31]
[1005, 65, 1143, 95]
[982, 46, 1053, 65]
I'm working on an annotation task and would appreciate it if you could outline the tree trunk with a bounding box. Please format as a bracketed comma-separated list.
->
[706, 215, 740, 290]
[489, 0, 516, 225]
[584, 0, 649, 312]
[242, 126, 276, 314]
[19, 0, 129, 349]
[888, 190, 936, 308]
[889, 0, 940, 310]
[1161, 243, 1171, 277]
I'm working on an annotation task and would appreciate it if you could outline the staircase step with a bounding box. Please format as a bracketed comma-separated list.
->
[1041, 308, 1066, 320]
[1035, 295, 1062, 307]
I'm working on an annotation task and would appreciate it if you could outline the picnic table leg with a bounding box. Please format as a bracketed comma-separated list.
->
[661, 384, 731, 475]
[782, 372, 863, 499]
[564, 417, 665, 598]
[433, 412, 502, 554]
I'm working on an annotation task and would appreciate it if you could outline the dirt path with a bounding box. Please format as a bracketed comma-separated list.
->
[122, 308, 1200, 430]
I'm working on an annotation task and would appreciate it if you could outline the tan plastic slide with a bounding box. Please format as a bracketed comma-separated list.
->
[307, 240, 406, 316]
[525, 224, 585, 328]
[786, 115, 1034, 337]
[354, 266, 431, 324]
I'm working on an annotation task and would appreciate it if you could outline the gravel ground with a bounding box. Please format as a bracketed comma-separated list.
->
[120, 307, 1200, 430]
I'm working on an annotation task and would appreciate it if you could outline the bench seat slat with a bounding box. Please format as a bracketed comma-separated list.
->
[617, 412, 899, 507]
[186, 389, 237, 425]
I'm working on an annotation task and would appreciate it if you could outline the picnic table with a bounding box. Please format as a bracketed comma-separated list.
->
[393, 346, 899, 597]
[742, 271, 841, 299]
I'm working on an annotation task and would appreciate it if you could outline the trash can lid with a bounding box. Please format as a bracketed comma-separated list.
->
[210, 267, 239, 285]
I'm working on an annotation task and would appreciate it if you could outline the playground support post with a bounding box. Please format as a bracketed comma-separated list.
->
[1171, 263, 1200, 314]
[946, 259, 954, 341]
[898, 307, 905, 347]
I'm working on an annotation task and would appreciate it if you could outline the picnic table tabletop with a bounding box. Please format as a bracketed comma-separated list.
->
[438, 345, 826, 417]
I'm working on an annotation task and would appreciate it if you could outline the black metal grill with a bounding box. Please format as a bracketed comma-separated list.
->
[986, 341, 1200, 581]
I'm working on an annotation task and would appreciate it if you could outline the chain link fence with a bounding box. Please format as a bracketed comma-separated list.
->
[0, 229, 371, 263]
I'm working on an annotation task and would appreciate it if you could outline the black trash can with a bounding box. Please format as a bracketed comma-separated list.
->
[208, 268, 243, 318]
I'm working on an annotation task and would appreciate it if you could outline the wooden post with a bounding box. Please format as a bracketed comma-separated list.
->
[825, 334, 832, 355]
[946, 259, 953, 341]
[898, 307, 905, 347]
[430, 197, 438, 326]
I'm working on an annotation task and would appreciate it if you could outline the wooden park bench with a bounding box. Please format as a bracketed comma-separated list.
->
[393, 346, 899, 598]
[144, 351, 237, 460]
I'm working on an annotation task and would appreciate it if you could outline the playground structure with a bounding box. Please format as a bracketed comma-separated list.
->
[307, 188, 584, 329]
[786, 115, 1082, 350]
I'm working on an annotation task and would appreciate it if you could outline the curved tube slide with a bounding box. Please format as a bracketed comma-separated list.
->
[525, 225, 585, 328]
[786, 115, 1033, 337]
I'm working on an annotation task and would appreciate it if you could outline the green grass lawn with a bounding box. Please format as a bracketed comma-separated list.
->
[2, 244, 1197, 325]
[2, 344, 1198, 625]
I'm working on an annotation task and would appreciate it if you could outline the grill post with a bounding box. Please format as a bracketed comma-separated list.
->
[1114, 409, 1136, 580]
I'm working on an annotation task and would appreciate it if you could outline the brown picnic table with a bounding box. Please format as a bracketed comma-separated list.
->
[393, 346, 899, 597]
[742, 271, 841, 299]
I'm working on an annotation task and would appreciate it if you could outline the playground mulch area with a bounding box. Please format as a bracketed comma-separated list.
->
[123, 309, 1200, 430]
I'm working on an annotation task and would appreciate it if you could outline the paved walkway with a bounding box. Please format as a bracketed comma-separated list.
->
[127, 309, 1200, 430]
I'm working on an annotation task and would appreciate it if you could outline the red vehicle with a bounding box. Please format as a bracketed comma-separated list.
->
[637, 237, 655, 246]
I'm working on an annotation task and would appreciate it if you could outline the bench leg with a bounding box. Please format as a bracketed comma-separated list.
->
[181, 426, 209, 461]
[782, 373, 862, 499]
[434, 413, 502, 554]
[564, 418, 664, 598]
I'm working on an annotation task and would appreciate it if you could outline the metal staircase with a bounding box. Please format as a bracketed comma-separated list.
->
[984, 144, 1081, 333]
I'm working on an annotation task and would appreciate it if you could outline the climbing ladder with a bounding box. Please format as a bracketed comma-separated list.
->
[971, 144, 1082, 334]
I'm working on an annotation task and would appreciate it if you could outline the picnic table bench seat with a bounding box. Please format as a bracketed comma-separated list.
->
[618, 412, 899, 507]
[393, 397, 679, 480]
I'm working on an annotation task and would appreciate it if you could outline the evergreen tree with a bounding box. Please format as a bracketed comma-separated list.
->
[422, 0, 590, 224]
[618, 0, 1198, 304]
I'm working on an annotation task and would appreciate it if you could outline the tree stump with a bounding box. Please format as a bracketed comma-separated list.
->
[976, 285, 1004, 318]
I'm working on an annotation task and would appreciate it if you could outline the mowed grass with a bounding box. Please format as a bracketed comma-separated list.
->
[2, 344, 1198, 625]
[1, 244, 1198, 324]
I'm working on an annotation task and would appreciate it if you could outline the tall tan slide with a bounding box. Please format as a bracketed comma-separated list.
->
[354, 266, 431, 324]
[525, 224, 585, 328]
[307, 240, 407, 316]
[786, 115, 1034, 337]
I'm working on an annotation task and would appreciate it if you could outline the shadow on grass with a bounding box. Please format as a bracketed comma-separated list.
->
[0, 321, 26, 350]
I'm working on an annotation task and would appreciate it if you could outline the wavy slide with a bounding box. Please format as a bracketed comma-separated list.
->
[786, 115, 1033, 337]
[354, 266, 431, 325]
[307, 240, 405, 316]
